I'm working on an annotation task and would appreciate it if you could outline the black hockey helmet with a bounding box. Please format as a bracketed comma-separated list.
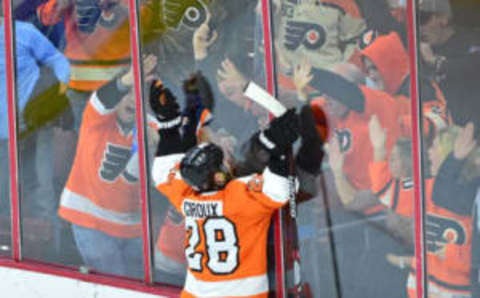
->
[180, 143, 225, 192]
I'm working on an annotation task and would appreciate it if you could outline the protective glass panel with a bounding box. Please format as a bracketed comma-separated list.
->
[15, 0, 144, 279]
[418, 1, 480, 297]
[273, 0, 417, 296]
[139, 0, 280, 294]
[0, 4, 11, 257]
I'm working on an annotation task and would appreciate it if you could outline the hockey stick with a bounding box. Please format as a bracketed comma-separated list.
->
[244, 82, 310, 297]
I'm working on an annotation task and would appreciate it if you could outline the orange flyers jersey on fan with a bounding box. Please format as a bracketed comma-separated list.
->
[152, 153, 291, 298]
[369, 161, 414, 218]
[37, 0, 155, 91]
[425, 178, 473, 294]
[58, 93, 141, 238]
[312, 87, 409, 190]
[408, 179, 473, 297]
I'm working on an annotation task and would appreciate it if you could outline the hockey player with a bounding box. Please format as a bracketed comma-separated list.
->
[149, 74, 213, 286]
[150, 79, 299, 297]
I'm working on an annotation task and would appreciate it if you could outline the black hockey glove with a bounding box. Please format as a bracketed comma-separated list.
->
[295, 105, 324, 175]
[258, 109, 299, 177]
[258, 109, 299, 158]
[150, 80, 183, 156]
[150, 80, 180, 123]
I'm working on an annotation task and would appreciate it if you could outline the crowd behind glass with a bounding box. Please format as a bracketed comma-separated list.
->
[1, 0, 480, 297]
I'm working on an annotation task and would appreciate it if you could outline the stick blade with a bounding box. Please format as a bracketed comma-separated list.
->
[243, 82, 287, 117]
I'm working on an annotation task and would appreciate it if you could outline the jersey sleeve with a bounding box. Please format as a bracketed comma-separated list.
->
[79, 93, 116, 132]
[231, 167, 292, 215]
[152, 154, 190, 211]
[37, 0, 69, 26]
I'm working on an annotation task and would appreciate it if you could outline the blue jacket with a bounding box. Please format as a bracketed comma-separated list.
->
[0, 20, 70, 139]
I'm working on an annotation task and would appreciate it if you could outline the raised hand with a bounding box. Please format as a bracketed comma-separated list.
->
[149, 80, 180, 122]
[454, 122, 477, 160]
[193, 16, 218, 60]
[328, 136, 345, 175]
[369, 115, 387, 161]
[120, 54, 157, 88]
[369, 115, 387, 150]
[217, 59, 248, 92]
[293, 58, 313, 102]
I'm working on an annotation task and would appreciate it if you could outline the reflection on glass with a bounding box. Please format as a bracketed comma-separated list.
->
[274, 0, 419, 297]
[0, 8, 11, 256]
[14, 0, 145, 280]
[418, 0, 480, 297]
[141, 0, 276, 290]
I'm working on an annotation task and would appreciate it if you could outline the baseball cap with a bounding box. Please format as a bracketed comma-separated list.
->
[419, 0, 452, 15]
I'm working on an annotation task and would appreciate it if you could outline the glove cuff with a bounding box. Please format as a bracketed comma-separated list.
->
[258, 131, 276, 151]
[157, 115, 182, 130]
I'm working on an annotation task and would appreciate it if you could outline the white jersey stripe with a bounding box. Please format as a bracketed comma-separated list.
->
[90, 92, 115, 115]
[184, 271, 269, 297]
[152, 154, 185, 186]
[60, 188, 141, 225]
[262, 167, 291, 204]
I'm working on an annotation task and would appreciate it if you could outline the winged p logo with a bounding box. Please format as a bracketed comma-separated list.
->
[99, 143, 137, 183]
[284, 21, 326, 51]
[335, 129, 352, 153]
[425, 214, 466, 253]
[163, 0, 209, 30]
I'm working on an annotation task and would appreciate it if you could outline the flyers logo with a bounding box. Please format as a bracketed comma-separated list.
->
[359, 29, 377, 50]
[284, 21, 326, 51]
[76, 0, 127, 34]
[163, 0, 208, 30]
[425, 214, 466, 253]
[335, 129, 352, 153]
[247, 175, 264, 192]
[99, 143, 136, 183]
[430, 105, 443, 116]
[98, 4, 128, 29]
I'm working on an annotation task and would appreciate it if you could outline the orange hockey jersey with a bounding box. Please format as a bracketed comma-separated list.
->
[369, 160, 414, 218]
[311, 86, 409, 190]
[58, 93, 141, 238]
[408, 179, 473, 297]
[37, 0, 154, 91]
[152, 152, 291, 297]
